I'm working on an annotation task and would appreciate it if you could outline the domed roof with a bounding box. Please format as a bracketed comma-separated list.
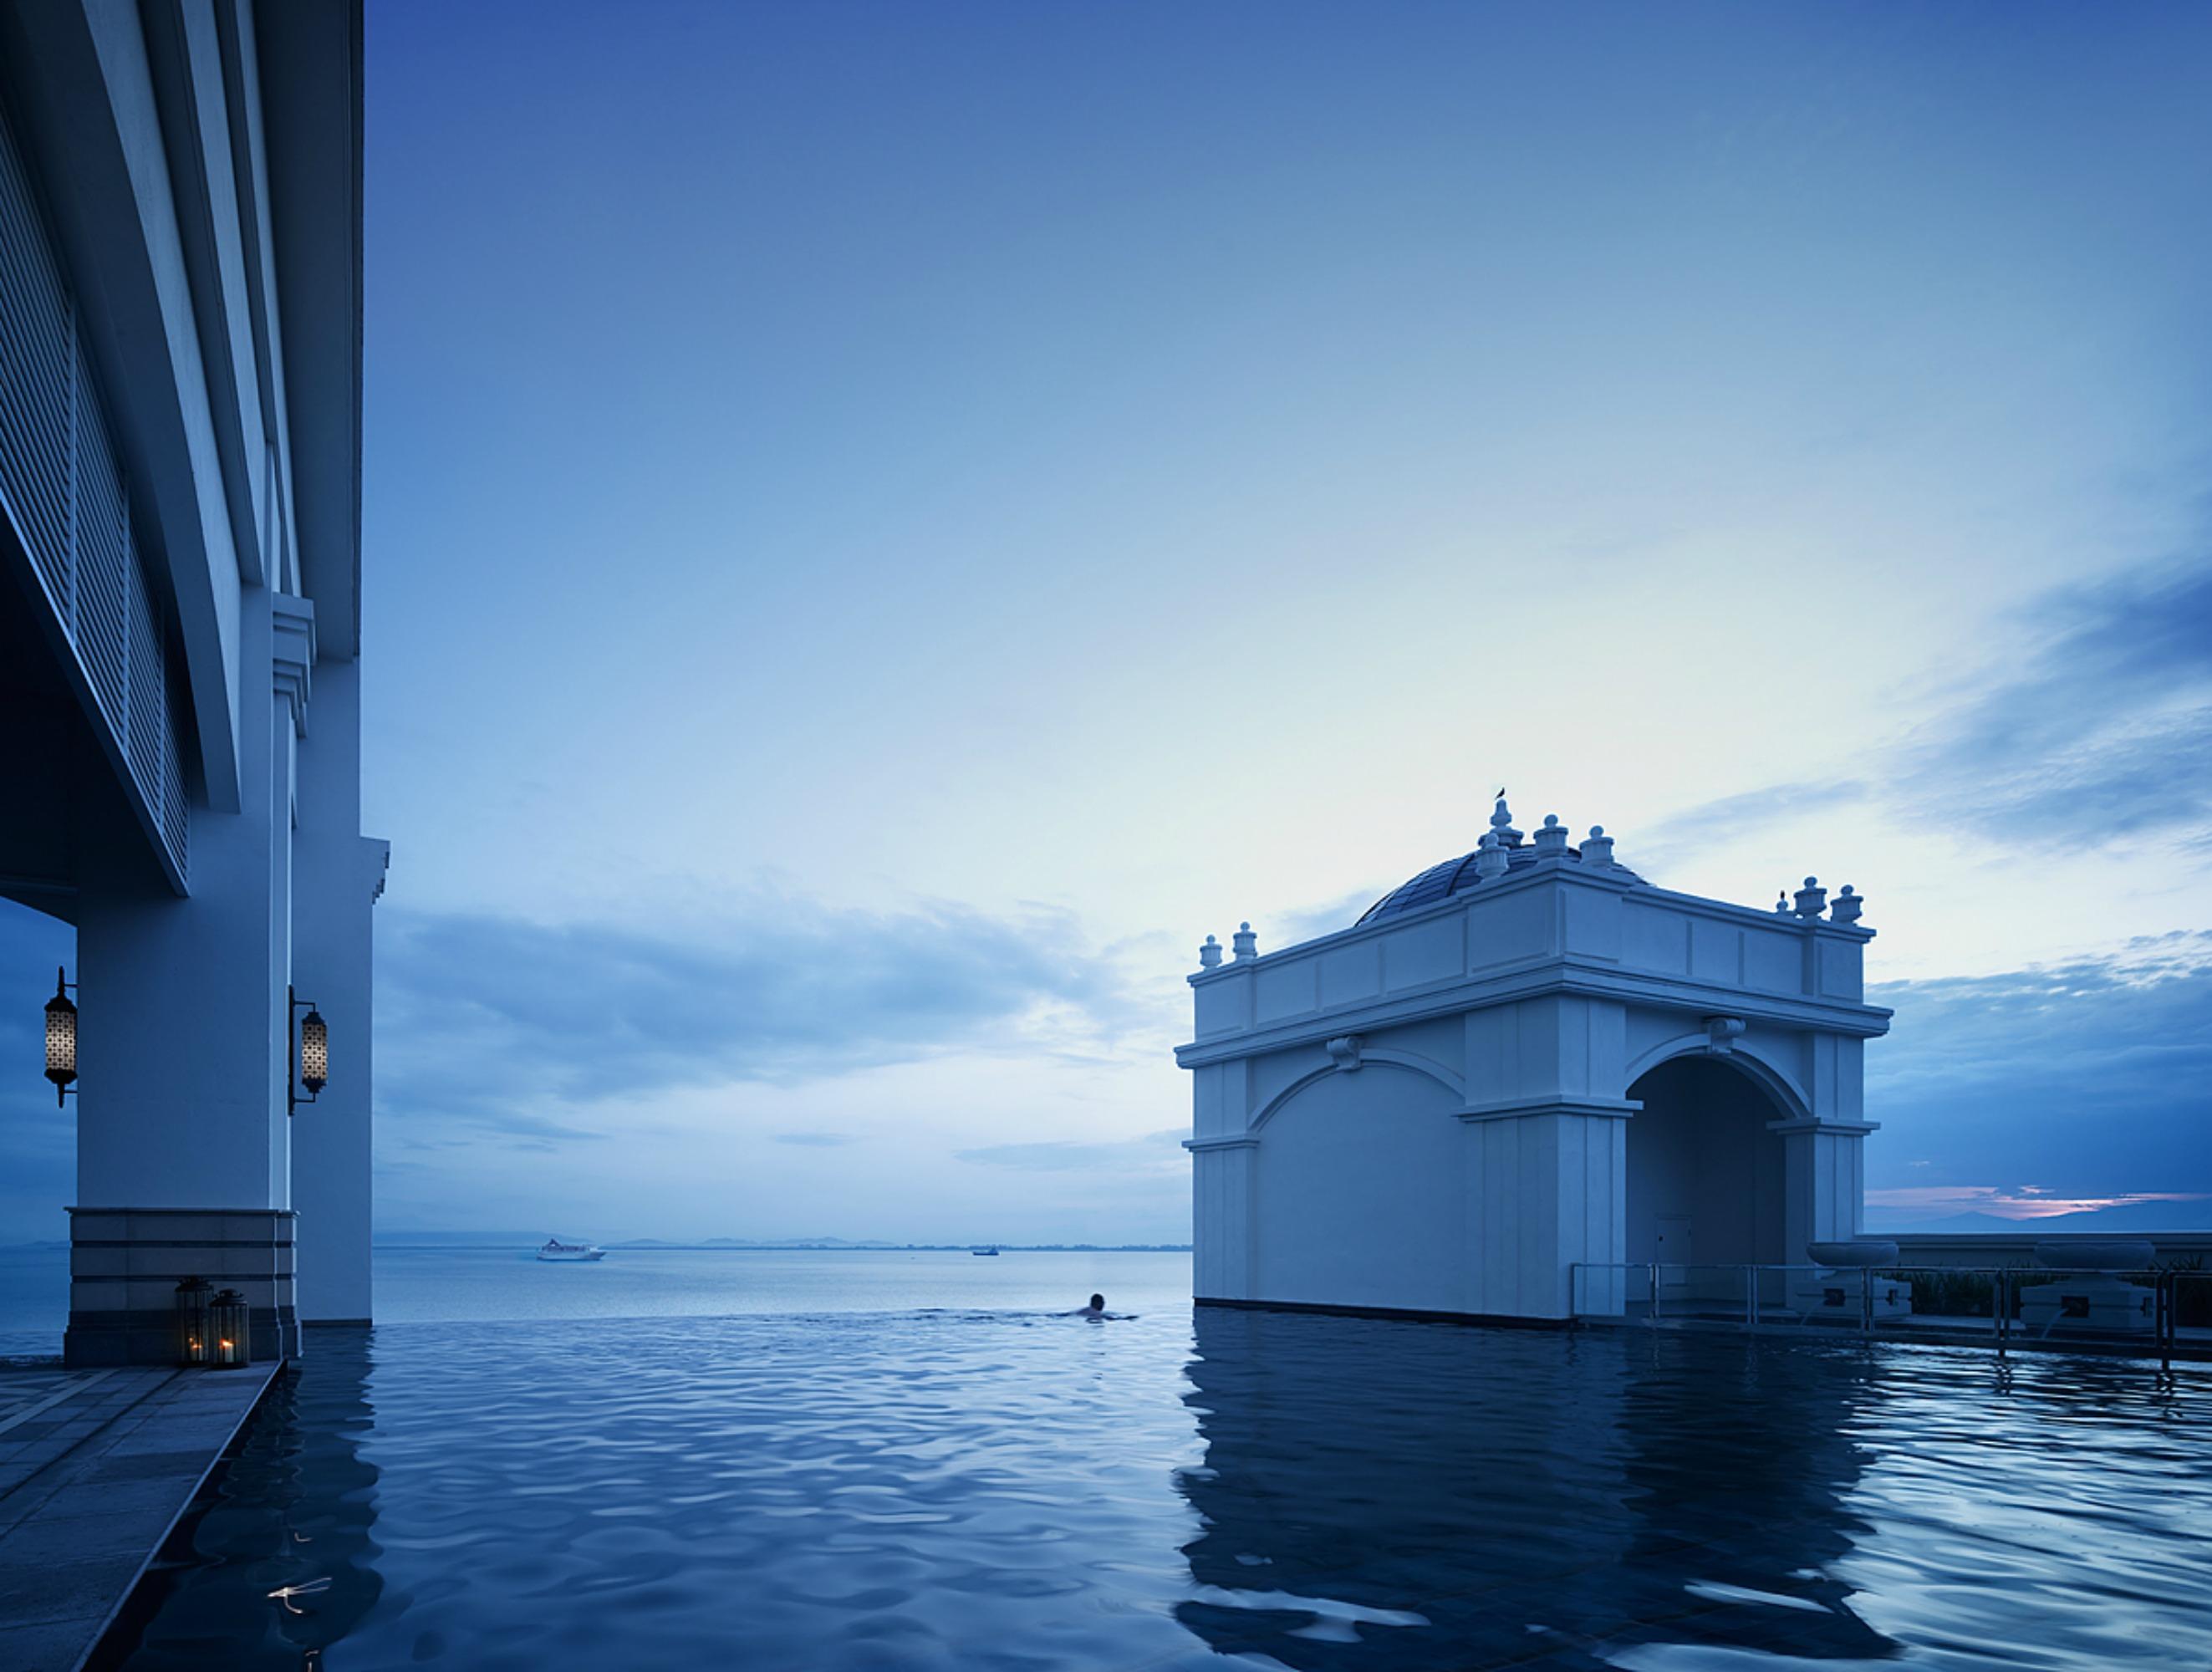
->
[1355, 800, 1644, 927]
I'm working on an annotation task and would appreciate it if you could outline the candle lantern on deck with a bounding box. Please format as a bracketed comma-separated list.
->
[209, 1287, 250, 1368]
[175, 1276, 212, 1367]
[43, 968, 77, 1107]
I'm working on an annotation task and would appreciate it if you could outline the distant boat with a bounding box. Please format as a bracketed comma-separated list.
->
[538, 1238, 605, 1262]
[971, 1246, 1000, 1257]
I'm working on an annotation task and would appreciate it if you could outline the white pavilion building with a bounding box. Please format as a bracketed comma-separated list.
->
[1177, 798, 1890, 1323]
[0, 0, 377, 1363]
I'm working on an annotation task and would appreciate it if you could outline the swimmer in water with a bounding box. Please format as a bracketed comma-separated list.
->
[1078, 1292, 1106, 1318]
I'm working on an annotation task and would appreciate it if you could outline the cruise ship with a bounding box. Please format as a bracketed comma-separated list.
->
[538, 1238, 607, 1262]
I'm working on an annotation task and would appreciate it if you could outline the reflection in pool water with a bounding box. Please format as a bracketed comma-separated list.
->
[101, 1308, 2212, 1670]
[1179, 1311, 1899, 1666]
[99, 1330, 385, 1669]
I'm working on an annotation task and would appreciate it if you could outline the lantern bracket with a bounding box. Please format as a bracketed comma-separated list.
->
[287, 985, 323, 1117]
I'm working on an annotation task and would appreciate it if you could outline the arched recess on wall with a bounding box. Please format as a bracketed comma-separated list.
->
[1623, 1032, 1811, 1125]
[1248, 1053, 1470, 1313]
[1248, 1051, 1465, 1134]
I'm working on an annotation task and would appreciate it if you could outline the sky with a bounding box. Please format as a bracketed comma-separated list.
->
[5, 0, 2212, 1242]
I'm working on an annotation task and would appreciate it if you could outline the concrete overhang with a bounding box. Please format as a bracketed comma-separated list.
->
[257, 0, 361, 660]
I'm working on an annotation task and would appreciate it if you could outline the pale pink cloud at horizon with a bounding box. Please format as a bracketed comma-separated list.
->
[1865, 1185, 2211, 1221]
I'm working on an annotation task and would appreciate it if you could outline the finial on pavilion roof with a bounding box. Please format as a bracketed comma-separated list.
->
[1775, 890, 1792, 915]
[1473, 828, 1508, 880]
[1533, 813, 1569, 859]
[1490, 793, 1521, 848]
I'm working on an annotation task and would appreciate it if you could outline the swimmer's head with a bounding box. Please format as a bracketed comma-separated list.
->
[1089, 1293, 1104, 1311]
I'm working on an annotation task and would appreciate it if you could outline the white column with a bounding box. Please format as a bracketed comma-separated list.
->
[290, 655, 386, 1323]
[1771, 1119, 1877, 1258]
[1187, 1138, 1256, 1300]
[1462, 1104, 1630, 1319]
[68, 587, 301, 1364]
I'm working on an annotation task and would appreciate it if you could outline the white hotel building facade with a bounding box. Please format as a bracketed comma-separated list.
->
[0, 0, 379, 1363]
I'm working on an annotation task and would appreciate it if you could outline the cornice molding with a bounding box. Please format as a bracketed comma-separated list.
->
[1185, 864, 1874, 989]
[1176, 956, 1892, 1068]
[1456, 1096, 1642, 1124]
[271, 592, 316, 736]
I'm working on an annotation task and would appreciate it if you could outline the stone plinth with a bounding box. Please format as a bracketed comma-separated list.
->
[64, 1208, 298, 1368]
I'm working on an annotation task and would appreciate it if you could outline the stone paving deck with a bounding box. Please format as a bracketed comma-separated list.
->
[0, 1361, 278, 1672]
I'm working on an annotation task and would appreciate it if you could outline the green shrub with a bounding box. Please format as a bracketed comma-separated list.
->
[1911, 1269, 1995, 1318]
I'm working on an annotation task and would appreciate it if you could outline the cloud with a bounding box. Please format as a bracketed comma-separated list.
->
[1865, 931, 2212, 1195]
[1625, 555, 2212, 865]
[956, 1128, 1187, 1172]
[1632, 781, 1870, 873]
[1892, 558, 2212, 839]
[1863, 1185, 2209, 1220]
[1271, 889, 1395, 948]
[375, 893, 1149, 1145]
[0, 906, 79, 1242]
[772, 1131, 851, 1147]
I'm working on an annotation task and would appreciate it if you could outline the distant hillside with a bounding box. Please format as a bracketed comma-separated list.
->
[608, 1239, 1191, 1252]
[373, 1231, 1192, 1251]
[608, 1236, 898, 1250]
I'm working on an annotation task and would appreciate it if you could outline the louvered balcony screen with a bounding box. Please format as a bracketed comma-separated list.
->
[0, 95, 71, 614]
[0, 89, 189, 884]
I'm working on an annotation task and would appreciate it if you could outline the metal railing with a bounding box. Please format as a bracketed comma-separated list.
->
[1570, 1262, 2208, 1364]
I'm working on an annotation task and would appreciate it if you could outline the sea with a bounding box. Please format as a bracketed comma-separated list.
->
[1, 1243, 2205, 1669]
[0, 1241, 1192, 1356]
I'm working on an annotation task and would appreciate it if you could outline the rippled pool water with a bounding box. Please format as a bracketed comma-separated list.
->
[103, 1308, 2212, 1670]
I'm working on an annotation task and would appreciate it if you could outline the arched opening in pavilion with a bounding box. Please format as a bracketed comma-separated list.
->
[1624, 1055, 1789, 1274]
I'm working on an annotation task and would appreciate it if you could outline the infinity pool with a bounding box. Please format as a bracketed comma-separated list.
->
[100, 1307, 2212, 1669]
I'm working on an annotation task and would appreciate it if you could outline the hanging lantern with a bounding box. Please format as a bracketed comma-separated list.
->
[209, 1288, 251, 1368]
[43, 967, 77, 1108]
[299, 1007, 329, 1095]
[288, 986, 329, 1115]
[175, 1276, 213, 1367]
